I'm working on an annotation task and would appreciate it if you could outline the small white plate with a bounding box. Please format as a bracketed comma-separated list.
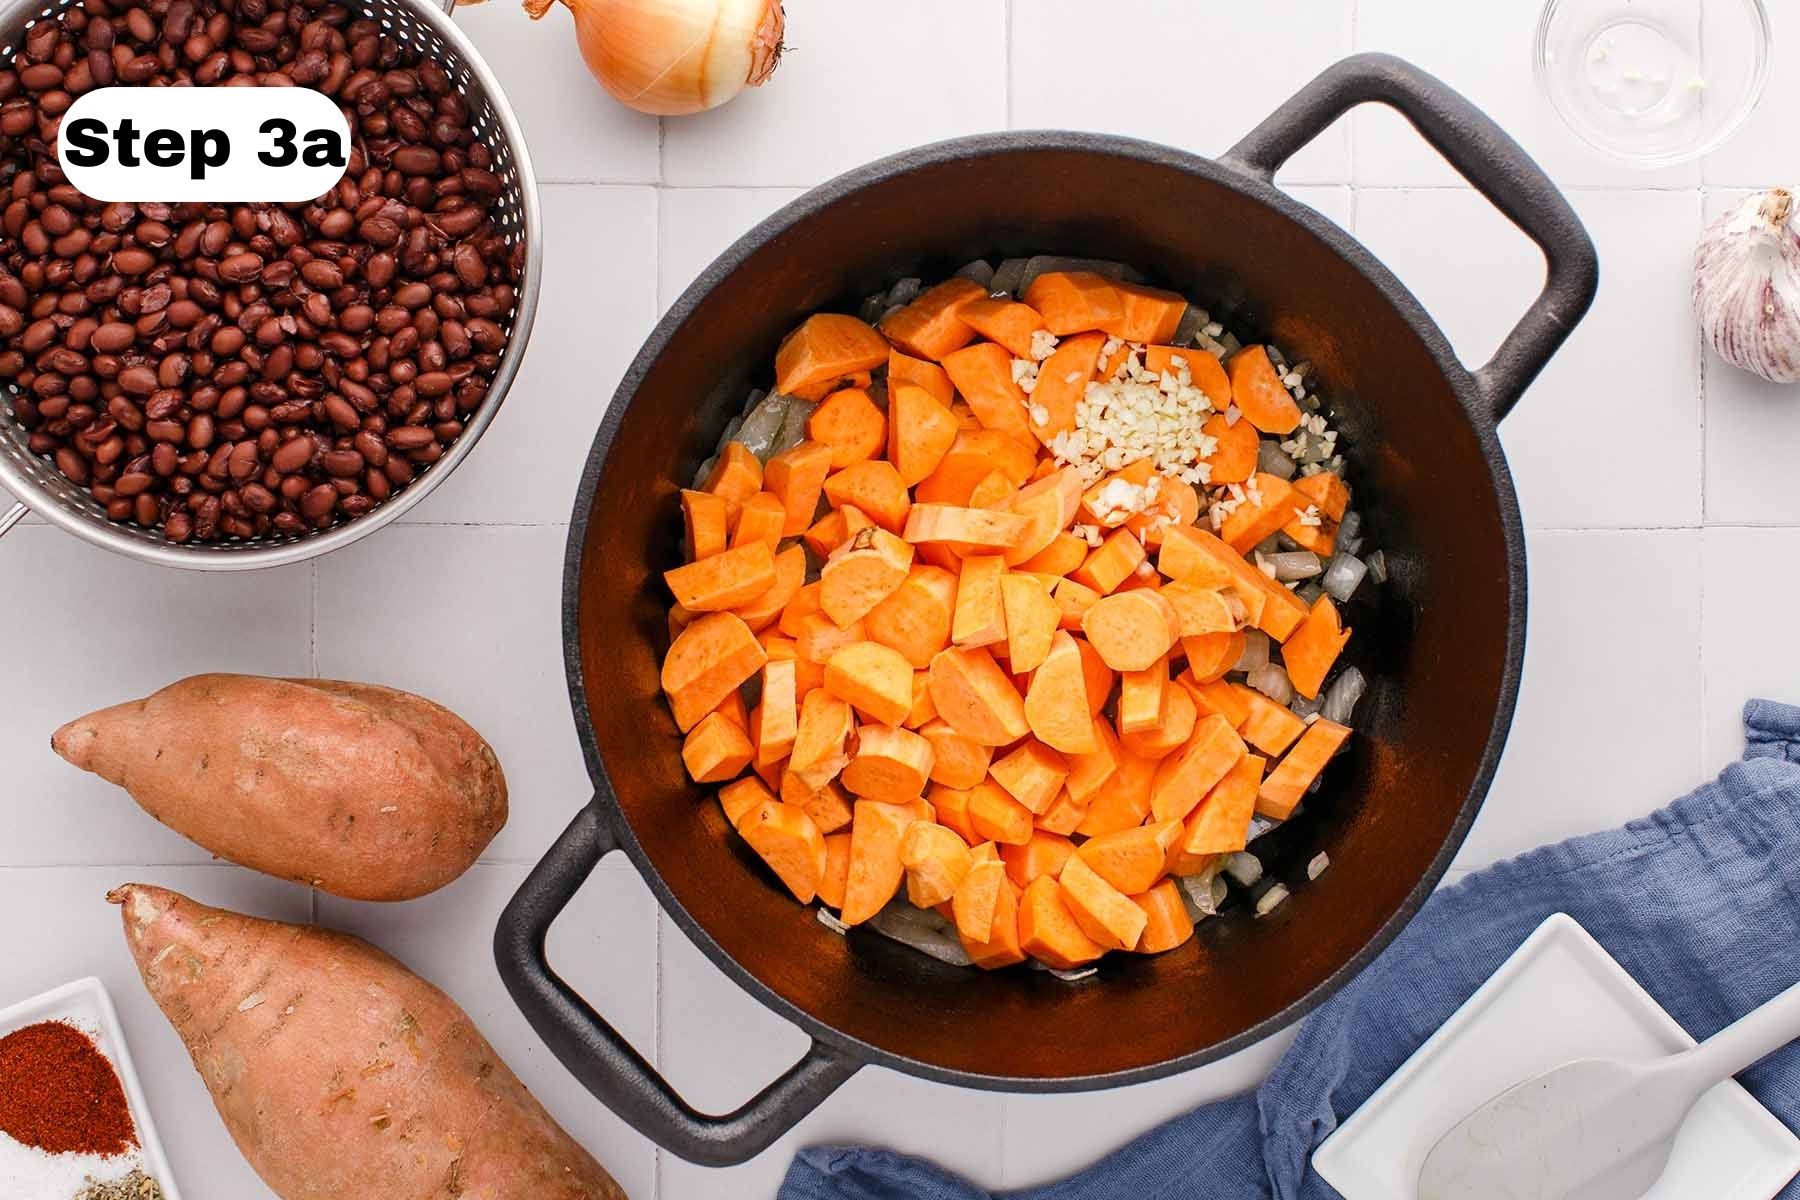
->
[1313, 913, 1800, 1200]
[0, 977, 181, 1200]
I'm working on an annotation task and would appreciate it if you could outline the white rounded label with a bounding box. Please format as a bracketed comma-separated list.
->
[57, 86, 351, 202]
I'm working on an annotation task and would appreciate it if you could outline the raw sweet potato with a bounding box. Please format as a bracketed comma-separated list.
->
[663, 541, 776, 612]
[740, 799, 829, 902]
[1022, 272, 1123, 337]
[1142, 345, 1230, 410]
[941, 341, 1035, 443]
[889, 349, 955, 406]
[1024, 631, 1100, 755]
[1259, 717, 1351, 819]
[1282, 594, 1352, 700]
[807, 387, 887, 469]
[841, 724, 935, 804]
[1000, 571, 1059, 673]
[776, 313, 890, 400]
[56, 675, 506, 902]
[888, 383, 960, 486]
[879, 277, 986, 361]
[952, 554, 1007, 648]
[841, 798, 927, 924]
[821, 526, 914, 626]
[1081, 588, 1181, 671]
[920, 718, 992, 790]
[958, 298, 1047, 358]
[900, 821, 972, 908]
[990, 739, 1070, 815]
[1058, 852, 1147, 951]
[1226, 345, 1303, 434]
[1150, 713, 1247, 823]
[1285, 470, 1350, 555]
[1131, 879, 1196, 954]
[865, 564, 957, 669]
[730, 491, 787, 552]
[765, 441, 834, 537]
[1017, 876, 1105, 969]
[1028, 331, 1106, 443]
[112, 884, 624, 1199]
[927, 646, 1029, 747]
[1112, 283, 1188, 344]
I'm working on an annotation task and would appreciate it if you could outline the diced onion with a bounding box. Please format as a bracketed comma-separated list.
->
[868, 902, 972, 967]
[1257, 441, 1298, 480]
[1323, 552, 1368, 602]
[954, 260, 996, 288]
[1173, 304, 1210, 346]
[858, 293, 886, 324]
[1223, 851, 1263, 887]
[735, 390, 792, 461]
[1365, 549, 1388, 584]
[1254, 883, 1290, 917]
[1047, 965, 1097, 982]
[886, 277, 922, 307]
[769, 398, 813, 458]
[1307, 852, 1330, 880]
[716, 409, 747, 452]
[1235, 629, 1271, 672]
[990, 258, 1028, 297]
[1248, 815, 1281, 842]
[816, 908, 848, 935]
[1270, 550, 1322, 582]
[1290, 692, 1322, 719]
[1337, 508, 1363, 544]
[1247, 662, 1294, 705]
[1294, 581, 1325, 607]
[690, 454, 716, 489]
[1321, 666, 1367, 726]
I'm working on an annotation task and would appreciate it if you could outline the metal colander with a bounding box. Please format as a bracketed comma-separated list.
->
[0, 0, 540, 570]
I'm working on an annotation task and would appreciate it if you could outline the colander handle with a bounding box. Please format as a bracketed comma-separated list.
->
[1223, 52, 1599, 425]
[495, 799, 861, 1167]
[0, 502, 25, 540]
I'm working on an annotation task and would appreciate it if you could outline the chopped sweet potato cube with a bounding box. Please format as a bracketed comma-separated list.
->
[1070, 527, 1146, 595]
[1188, 678, 1256, 729]
[879, 277, 987, 361]
[999, 830, 1075, 888]
[821, 526, 914, 627]
[1022, 271, 1124, 337]
[842, 723, 935, 804]
[765, 441, 834, 536]
[662, 611, 767, 733]
[1019, 531, 1088, 577]
[864, 564, 957, 669]
[927, 783, 980, 844]
[1163, 579, 1237, 638]
[1282, 595, 1352, 700]
[775, 313, 891, 401]
[664, 541, 776, 612]
[1130, 879, 1196, 954]
[1000, 571, 1059, 673]
[797, 780, 854, 835]
[1181, 630, 1244, 685]
[1024, 631, 1100, 754]
[887, 382, 960, 487]
[1258, 717, 1351, 819]
[1034, 787, 1091, 836]
[961, 867, 1025, 968]
[920, 717, 992, 790]
[794, 612, 866, 665]
[905, 504, 1030, 553]
[818, 832, 852, 909]
[1159, 526, 1308, 641]
[1241, 691, 1307, 756]
[1119, 657, 1169, 735]
[1028, 331, 1106, 444]
[889, 348, 955, 406]
[803, 504, 874, 559]
[1284, 470, 1350, 555]
[681, 711, 754, 784]
[808, 387, 887, 469]
[823, 460, 912, 534]
[1081, 587, 1181, 671]
[1201, 411, 1259, 484]
[738, 800, 827, 903]
[1003, 466, 1085, 567]
[718, 776, 773, 828]
[968, 778, 1033, 845]
[1150, 713, 1247, 823]
[1177, 752, 1263, 860]
[823, 640, 914, 727]
[927, 645, 1030, 746]
[990, 739, 1070, 815]
[681, 488, 729, 561]
[959, 297, 1048, 357]
[953, 856, 1006, 942]
[1226, 345, 1303, 435]
[1018, 875, 1106, 969]
[940, 341, 1035, 443]
[1058, 851, 1148, 951]
[1221, 472, 1305, 555]
[702, 441, 762, 521]
[789, 688, 854, 792]
[900, 821, 972, 908]
[915, 429, 1038, 507]
[841, 798, 926, 924]
[732, 544, 807, 633]
[952, 554, 1008, 649]
[1113, 283, 1188, 345]
[1118, 673, 1197, 760]
[1077, 743, 1156, 838]
[731, 491, 787, 551]
[755, 658, 799, 767]
[1142, 344, 1231, 410]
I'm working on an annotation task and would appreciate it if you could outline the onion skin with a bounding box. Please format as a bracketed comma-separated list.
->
[526, 0, 784, 117]
[1693, 188, 1800, 384]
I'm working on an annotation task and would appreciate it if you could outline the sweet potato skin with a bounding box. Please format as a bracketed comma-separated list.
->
[111, 884, 622, 1200]
[54, 674, 506, 902]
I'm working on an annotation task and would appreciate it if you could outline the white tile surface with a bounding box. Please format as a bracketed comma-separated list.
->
[1458, 530, 1706, 867]
[457, 1, 661, 184]
[1700, 527, 1800, 771]
[661, 0, 1007, 187]
[1700, 0, 1796, 187]
[314, 524, 590, 864]
[1010, 0, 1351, 184]
[0, 3, 1773, 1197]
[1355, 186, 1702, 529]
[659, 187, 806, 313]
[0, 527, 312, 866]
[1353, 0, 1699, 189]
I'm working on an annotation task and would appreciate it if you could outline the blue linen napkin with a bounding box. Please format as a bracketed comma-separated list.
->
[781, 699, 1800, 1200]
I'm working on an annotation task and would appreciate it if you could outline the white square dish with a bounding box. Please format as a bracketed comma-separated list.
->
[0, 976, 181, 1200]
[1313, 912, 1800, 1200]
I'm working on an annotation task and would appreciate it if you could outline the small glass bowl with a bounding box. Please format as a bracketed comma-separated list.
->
[1534, 0, 1771, 166]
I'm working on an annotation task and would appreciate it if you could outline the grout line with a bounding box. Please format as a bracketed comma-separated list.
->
[1002, 0, 1013, 130]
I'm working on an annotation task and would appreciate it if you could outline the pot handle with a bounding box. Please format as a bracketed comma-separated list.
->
[1223, 52, 1598, 424]
[495, 799, 861, 1166]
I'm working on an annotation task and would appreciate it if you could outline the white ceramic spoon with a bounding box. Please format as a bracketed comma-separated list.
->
[1417, 977, 1800, 1200]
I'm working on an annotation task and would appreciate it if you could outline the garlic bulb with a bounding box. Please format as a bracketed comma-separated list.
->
[1693, 188, 1800, 384]
[524, 0, 785, 118]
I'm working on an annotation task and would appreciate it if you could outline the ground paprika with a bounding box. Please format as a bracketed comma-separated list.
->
[0, 1020, 137, 1157]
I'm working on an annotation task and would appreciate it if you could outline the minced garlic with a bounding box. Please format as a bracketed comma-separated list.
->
[1046, 344, 1220, 486]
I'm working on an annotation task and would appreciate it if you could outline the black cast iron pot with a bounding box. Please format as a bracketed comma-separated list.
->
[495, 53, 1599, 1167]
